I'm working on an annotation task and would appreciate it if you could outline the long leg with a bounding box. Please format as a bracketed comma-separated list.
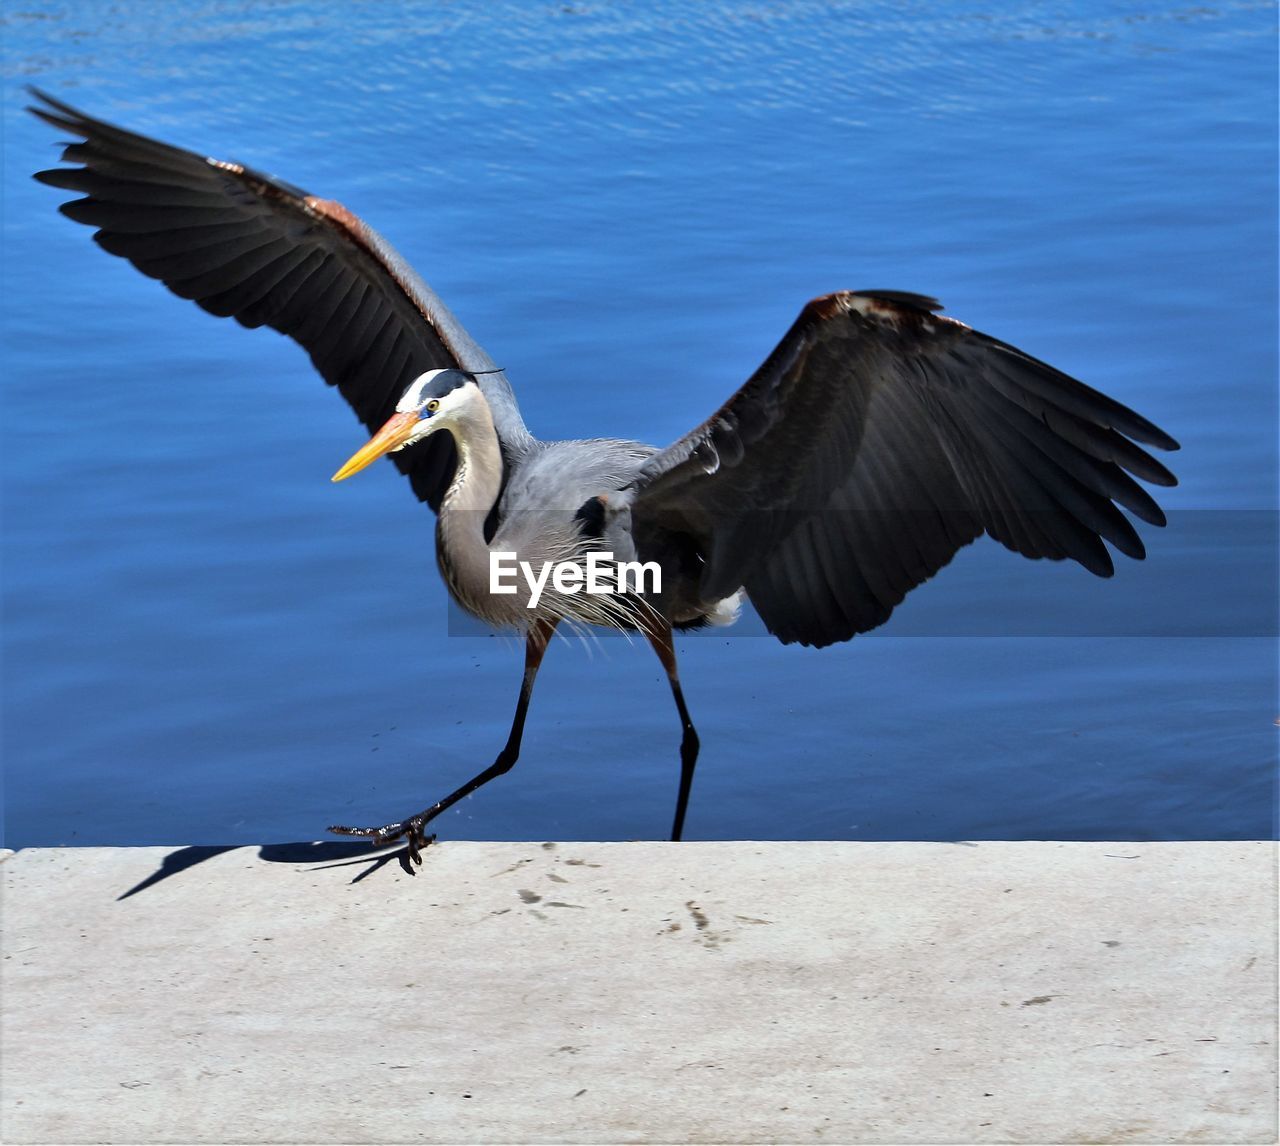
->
[330, 618, 558, 865]
[646, 622, 700, 842]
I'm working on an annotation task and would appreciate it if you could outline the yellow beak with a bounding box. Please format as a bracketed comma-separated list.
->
[331, 412, 420, 482]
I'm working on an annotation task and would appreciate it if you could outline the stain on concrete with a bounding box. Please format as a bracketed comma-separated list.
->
[685, 901, 728, 949]
[492, 858, 534, 877]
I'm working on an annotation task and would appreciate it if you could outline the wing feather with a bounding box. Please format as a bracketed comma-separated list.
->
[201, 248, 310, 320]
[94, 220, 269, 262]
[133, 232, 286, 281]
[963, 380, 1146, 558]
[29, 87, 530, 510]
[632, 291, 1179, 646]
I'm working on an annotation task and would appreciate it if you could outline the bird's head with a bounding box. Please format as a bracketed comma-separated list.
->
[331, 368, 481, 482]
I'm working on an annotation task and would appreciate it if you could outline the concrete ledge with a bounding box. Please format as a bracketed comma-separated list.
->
[2, 841, 1275, 1144]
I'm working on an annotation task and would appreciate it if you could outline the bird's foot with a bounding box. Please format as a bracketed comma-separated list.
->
[328, 815, 437, 866]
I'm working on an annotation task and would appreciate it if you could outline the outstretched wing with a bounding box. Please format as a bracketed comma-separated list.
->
[28, 88, 528, 510]
[630, 290, 1180, 647]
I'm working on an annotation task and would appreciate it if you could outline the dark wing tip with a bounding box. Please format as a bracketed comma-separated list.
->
[26, 88, 126, 138]
[27, 105, 82, 137]
[1139, 454, 1179, 487]
[838, 291, 1181, 460]
[29, 87, 317, 210]
[27, 86, 100, 132]
[32, 167, 72, 189]
[25, 84, 62, 113]
[1137, 423, 1180, 455]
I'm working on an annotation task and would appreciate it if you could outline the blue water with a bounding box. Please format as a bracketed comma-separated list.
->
[2, 1, 1275, 848]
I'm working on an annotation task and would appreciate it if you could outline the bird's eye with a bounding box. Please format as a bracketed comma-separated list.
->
[425, 399, 440, 414]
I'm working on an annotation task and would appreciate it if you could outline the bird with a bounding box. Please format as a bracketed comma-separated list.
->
[29, 88, 1179, 863]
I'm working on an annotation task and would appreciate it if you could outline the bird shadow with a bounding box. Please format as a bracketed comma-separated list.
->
[116, 839, 414, 900]
[114, 837, 986, 900]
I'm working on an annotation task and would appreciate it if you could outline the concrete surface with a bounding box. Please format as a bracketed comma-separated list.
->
[1, 841, 1275, 1145]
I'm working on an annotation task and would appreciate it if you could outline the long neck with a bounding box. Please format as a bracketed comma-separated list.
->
[435, 399, 507, 619]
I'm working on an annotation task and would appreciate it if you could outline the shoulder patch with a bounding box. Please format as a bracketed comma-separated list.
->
[850, 290, 944, 312]
[806, 290, 944, 327]
[573, 494, 608, 541]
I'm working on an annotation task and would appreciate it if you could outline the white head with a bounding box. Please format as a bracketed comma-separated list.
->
[332, 369, 485, 481]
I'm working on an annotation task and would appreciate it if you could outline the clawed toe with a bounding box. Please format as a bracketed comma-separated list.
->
[329, 817, 437, 865]
[401, 820, 436, 864]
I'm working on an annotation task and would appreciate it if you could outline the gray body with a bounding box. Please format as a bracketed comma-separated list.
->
[400, 369, 721, 634]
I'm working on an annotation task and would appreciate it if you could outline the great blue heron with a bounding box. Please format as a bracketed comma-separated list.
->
[30, 89, 1178, 862]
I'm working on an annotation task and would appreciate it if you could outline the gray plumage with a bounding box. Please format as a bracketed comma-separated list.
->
[29, 89, 1179, 862]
